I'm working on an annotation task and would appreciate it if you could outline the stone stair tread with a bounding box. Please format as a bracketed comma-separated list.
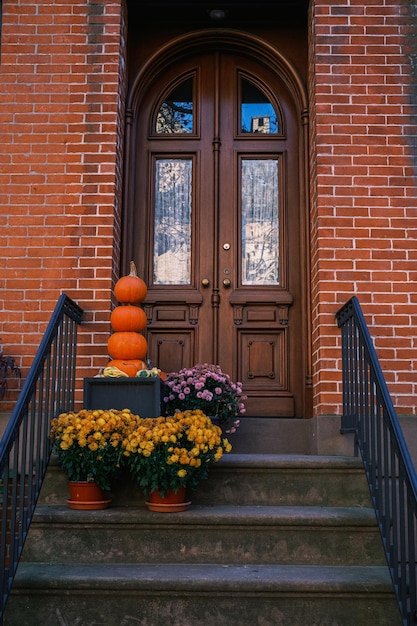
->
[42, 452, 370, 508]
[218, 452, 362, 468]
[48, 452, 362, 464]
[13, 562, 394, 594]
[32, 503, 378, 527]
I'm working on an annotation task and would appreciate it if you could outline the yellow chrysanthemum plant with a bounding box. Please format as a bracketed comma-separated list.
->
[50, 408, 141, 492]
[122, 409, 232, 498]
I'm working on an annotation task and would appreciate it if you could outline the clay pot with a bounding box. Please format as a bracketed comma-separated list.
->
[146, 486, 190, 512]
[67, 481, 111, 510]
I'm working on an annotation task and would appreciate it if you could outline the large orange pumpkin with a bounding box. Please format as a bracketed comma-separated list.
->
[107, 359, 147, 377]
[114, 261, 147, 304]
[110, 305, 147, 333]
[107, 332, 148, 360]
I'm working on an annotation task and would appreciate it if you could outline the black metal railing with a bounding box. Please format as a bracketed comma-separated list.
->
[336, 296, 417, 626]
[0, 294, 83, 623]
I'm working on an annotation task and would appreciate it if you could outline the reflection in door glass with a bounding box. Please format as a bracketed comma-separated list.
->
[153, 159, 192, 284]
[241, 159, 279, 285]
[241, 78, 278, 134]
[156, 77, 193, 134]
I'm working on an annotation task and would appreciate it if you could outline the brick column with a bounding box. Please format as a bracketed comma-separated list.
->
[309, 0, 417, 416]
[0, 0, 127, 409]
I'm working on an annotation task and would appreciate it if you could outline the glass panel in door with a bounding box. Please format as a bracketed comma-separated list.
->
[240, 77, 280, 134]
[156, 77, 194, 134]
[153, 158, 193, 285]
[241, 158, 279, 285]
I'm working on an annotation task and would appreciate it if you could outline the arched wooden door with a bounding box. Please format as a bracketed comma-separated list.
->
[125, 40, 309, 417]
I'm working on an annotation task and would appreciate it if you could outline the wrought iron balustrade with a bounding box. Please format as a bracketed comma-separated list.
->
[0, 294, 83, 623]
[336, 296, 417, 626]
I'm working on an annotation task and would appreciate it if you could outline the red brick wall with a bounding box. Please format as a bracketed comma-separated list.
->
[0, 0, 127, 411]
[310, 0, 417, 416]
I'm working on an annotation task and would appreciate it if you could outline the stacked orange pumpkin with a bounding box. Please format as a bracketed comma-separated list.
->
[107, 261, 148, 377]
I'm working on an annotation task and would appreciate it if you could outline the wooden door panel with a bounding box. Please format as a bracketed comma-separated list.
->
[244, 333, 285, 383]
[245, 393, 294, 417]
[237, 325, 293, 416]
[146, 330, 195, 374]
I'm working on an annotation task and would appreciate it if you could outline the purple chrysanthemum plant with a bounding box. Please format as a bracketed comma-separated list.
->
[162, 363, 246, 433]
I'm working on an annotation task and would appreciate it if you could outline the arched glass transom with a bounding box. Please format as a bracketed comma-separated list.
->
[156, 77, 194, 134]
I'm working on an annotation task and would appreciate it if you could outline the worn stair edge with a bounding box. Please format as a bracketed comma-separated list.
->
[30, 503, 378, 527]
[11, 562, 395, 595]
[216, 453, 363, 469]
[45, 452, 364, 471]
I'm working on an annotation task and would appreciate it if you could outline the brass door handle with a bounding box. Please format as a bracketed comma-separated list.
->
[222, 278, 231, 288]
[201, 278, 210, 287]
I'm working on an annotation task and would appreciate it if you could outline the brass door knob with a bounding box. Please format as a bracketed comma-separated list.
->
[201, 278, 210, 287]
[222, 278, 231, 288]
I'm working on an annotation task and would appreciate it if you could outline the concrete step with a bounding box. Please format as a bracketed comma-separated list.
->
[20, 503, 386, 566]
[39, 453, 372, 508]
[5, 562, 401, 626]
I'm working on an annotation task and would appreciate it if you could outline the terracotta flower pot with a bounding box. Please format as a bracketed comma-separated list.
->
[67, 481, 111, 510]
[146, 486, 191, 512]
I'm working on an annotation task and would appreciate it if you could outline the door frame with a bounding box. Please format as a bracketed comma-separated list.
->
[122, 28, 312, 418]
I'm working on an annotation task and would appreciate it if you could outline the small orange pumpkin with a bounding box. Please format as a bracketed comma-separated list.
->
[110, 305, 147, 333]
[107, 359, 147, 377]
[114, 261, 147, 304]
[107, 332, 148, 361]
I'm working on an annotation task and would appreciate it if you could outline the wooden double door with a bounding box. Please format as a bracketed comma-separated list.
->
[126, 44, 307, 417]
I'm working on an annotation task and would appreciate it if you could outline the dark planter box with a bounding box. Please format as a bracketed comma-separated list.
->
[83, 377, 161, 418]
